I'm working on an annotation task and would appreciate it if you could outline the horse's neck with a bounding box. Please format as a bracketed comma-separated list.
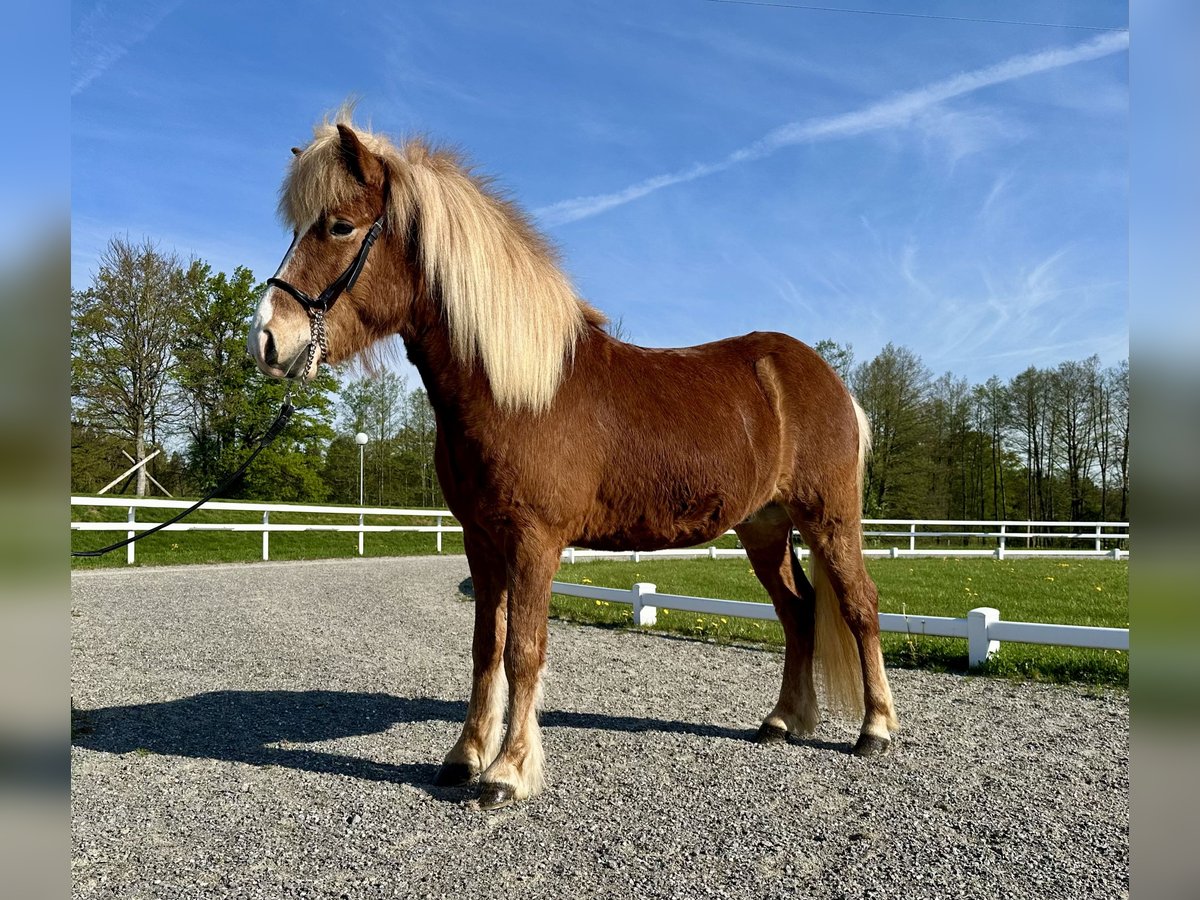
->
[400, 305, 492, 429]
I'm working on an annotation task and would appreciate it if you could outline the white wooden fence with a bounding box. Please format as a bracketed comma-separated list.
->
[549, 580, 1129, 668]
[71, 496, 1127, 663]
[70, 496, 458, 565]
[71, 497, 1128, 565]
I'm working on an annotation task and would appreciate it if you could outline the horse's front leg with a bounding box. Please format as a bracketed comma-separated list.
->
[436, 532, 508, 787]
[477, 536, 559, 809]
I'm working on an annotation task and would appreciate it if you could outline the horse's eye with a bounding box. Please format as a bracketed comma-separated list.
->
[330, 221, 355, 236]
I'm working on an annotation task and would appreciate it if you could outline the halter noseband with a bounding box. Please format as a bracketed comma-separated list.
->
[266, 216, 386, 377]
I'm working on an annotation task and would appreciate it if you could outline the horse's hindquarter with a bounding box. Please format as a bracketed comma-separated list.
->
[565, 333, 797, 550]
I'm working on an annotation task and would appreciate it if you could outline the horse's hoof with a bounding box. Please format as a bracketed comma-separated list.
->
[753, 723, 789, 744]
[434, 762, 476, 787]
[476, 782, 516, 810]
[852, 734, 891, 757]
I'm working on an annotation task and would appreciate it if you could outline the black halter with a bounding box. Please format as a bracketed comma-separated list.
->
[265, 216, 386, 377]
[267, 216, 386, 315]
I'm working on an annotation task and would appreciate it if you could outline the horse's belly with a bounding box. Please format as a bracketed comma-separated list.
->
[573, 490, 747, 552]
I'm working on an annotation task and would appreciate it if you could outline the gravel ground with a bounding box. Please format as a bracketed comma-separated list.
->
[71, 556, 1128, 900]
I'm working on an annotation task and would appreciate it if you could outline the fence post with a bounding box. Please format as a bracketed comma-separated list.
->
[633, 550, 641, 563]
[998, 524, 1006, 559]
[709, 545, 717, 559]
[631, 582, 657, 627]
[358, 511, 364, 556]
[263, 511, 270, 561]
[909, 523, 916, 553]
[890, 546, 899, 559]
[566, 547, 576, 564]
[436, 515, 443, 554]
[1095, 524, 1102, 553]
[127, 506, 136, 565]
[968, 607, 1000, 668]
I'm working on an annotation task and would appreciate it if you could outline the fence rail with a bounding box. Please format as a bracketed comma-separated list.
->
[70, 497, 1129, 565]
[70, 496, 459, 564]
[550, 580, 1129, 667]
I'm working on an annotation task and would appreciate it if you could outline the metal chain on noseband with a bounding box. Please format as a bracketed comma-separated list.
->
[301, 308, 329, 381]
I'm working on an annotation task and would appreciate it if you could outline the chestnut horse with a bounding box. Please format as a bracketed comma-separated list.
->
[249, 116, 898, 809]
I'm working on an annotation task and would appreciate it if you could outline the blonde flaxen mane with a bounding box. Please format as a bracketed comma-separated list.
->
[279, 110, 604, 412]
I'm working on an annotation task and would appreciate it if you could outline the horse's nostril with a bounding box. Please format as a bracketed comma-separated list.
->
[263, 330, 278, 366]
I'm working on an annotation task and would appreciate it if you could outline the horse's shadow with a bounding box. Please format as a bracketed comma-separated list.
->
[72, 690, 836, 792]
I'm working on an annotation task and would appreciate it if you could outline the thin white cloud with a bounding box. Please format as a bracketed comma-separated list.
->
[536, 31, 1128, 227]
[72, 1, 183, 96]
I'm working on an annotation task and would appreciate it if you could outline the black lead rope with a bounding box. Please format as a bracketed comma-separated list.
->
[72, 399, 295, 558]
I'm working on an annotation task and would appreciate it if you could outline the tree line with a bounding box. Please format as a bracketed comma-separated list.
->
[816, 340, 1128, 522]
[71, 236, 1128, 520]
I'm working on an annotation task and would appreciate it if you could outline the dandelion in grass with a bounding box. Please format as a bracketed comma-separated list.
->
[581, 577, 592, 584]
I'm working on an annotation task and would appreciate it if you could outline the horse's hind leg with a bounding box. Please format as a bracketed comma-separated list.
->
[799, 516, 899, 756]
[735, 503, 820, 743]
[436, 530, 508, 787]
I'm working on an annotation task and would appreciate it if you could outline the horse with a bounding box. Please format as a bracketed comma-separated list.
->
[248, 114, 899, 809]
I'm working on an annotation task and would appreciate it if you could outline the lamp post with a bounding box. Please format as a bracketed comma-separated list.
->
[356, 432, 369, 555]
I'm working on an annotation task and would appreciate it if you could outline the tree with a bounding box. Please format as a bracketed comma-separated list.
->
[340, 369, 408, 505]
[850, 343, 931, 516]
[605, 316, 632, 342]
[977, 375, 1010, 519]
[72, 236, 187, 495]
[1053, 356, 1100, 520]
[1108, 360, 1129, 520]
[403, 387, 441, 507]
[173, 263, 259, 489]
[1008, 367, 1053, 520]
[70, 421, 130, 493]
[814, 339, 854, 382]
[925, 372, 971, 518]
[1091, 361, 1127, 521]
[169, 262, 340, 501]
[236, 371, 339, 502]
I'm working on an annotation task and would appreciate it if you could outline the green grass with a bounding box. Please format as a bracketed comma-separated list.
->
[550, 556, 1128, 686]
[70, 501, 462, 568]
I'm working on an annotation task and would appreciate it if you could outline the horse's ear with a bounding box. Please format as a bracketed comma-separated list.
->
[291, 147, 303, 156]
[337, 124, 384, 187]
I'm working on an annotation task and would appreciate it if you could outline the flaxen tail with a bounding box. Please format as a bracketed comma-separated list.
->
[808, 395, 873, 718]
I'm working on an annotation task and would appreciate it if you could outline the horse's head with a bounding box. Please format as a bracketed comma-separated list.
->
[250, 115, 602, 409]
[249, 124, 403, 380]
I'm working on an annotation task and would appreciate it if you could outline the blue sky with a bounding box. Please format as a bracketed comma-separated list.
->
[71, 0, 1128, 386]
